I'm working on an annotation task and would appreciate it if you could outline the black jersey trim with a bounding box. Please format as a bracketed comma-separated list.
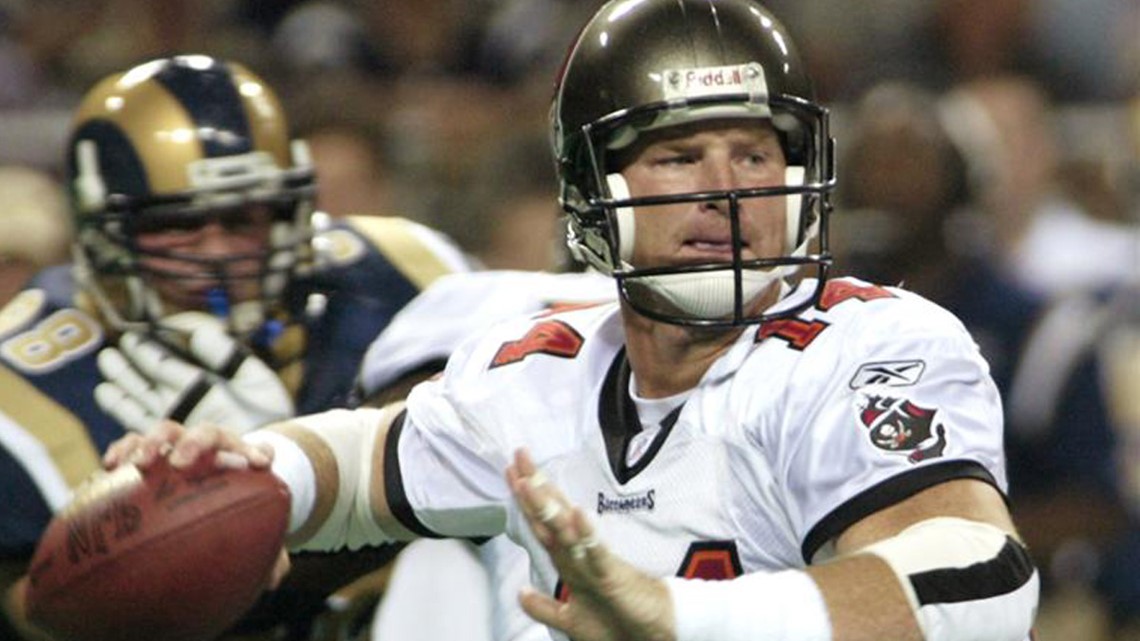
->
[801, 460, 1001, 562]
[599, 350, 634, 482]
[598, 349, 683, 485]
[911, 536, 1036, 605]
[383, 410, 444, 539]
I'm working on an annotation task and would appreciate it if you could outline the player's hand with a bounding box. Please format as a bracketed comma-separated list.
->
[101, 419, 274, 472]
[101, 419, 290, 596]
[95, 313, 294, 434]
[507, 449, 675, 641]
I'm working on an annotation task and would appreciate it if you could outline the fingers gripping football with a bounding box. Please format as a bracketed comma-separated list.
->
[96, 316, 294, 434]
[101, 420, 274, 473]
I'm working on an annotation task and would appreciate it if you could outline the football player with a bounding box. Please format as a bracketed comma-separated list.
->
[108, 2, 1040, 641]
[0, 55, 470, 639]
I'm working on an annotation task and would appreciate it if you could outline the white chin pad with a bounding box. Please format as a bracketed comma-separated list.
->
[633, 269, 782, 319]
[156, 311, 226, 334]
[230, 300, 266, 335]
[606, 173, 636, 262]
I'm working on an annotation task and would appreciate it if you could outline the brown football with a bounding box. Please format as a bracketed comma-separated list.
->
[24, 457, 290, 641]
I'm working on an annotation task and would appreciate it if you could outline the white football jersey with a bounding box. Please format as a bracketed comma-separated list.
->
[388, 277, 1009, 639]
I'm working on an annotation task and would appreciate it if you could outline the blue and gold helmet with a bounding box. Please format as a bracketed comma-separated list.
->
[66, 55, 317, 339]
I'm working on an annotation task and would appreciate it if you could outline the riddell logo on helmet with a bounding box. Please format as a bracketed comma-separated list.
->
[662, 63, 767, 100]
[687, 68, 744, 88]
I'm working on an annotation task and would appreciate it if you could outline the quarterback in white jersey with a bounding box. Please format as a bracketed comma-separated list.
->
[115, 276, 1038, 641]
[104, 2, 1038, 640]
[382, 277, 1034, 636]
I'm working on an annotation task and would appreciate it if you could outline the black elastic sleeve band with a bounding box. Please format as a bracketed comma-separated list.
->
[911, 536, 1036, 605]
[216, 347, 247, 379]
[382, 410, 444, 538]
[167, 377, 212, 422]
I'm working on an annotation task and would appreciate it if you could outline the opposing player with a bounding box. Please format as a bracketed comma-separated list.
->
[109, 3, 1039, 640]
[0, 55, 470, 639]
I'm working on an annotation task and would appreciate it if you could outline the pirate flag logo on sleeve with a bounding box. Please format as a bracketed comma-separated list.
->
[856, 392, 948, 463]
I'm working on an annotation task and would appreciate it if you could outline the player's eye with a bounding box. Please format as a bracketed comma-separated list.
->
[656, 153, 697, 166]
[131, 213, 209, 237]
[218, 207, 270, 233]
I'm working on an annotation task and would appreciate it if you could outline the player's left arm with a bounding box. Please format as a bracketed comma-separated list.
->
[510, 451, 1037, 641]
[808, 477, 1034, 640]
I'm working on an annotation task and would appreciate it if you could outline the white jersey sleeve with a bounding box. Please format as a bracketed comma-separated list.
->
[752, 282, 1008, 561]
[357, 270, 615, 398]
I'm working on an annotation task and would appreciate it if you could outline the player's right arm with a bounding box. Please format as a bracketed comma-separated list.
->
[247, 403, 423, 550]
[104, 403, 418, 553]
[104, 390, 509, 555]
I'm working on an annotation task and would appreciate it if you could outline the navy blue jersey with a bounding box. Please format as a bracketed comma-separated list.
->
[0, 215, 470, 558]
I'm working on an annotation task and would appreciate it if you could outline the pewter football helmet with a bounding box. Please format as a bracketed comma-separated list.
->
[552, 0, 835, 326]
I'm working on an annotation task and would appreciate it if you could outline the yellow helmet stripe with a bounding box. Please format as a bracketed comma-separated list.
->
[71, 70, 201, 194]
[229, 62, 293, 170]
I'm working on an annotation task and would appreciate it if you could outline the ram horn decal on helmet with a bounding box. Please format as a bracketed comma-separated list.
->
[66, 55, 317, 343]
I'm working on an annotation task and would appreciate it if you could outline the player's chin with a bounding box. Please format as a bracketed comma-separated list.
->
[159, 284, 262, 311]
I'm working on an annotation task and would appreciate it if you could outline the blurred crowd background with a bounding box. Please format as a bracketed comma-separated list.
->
[0, 1, 1136, 640]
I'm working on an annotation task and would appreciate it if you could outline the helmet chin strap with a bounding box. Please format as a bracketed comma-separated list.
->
[606, 167, 815, 320]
